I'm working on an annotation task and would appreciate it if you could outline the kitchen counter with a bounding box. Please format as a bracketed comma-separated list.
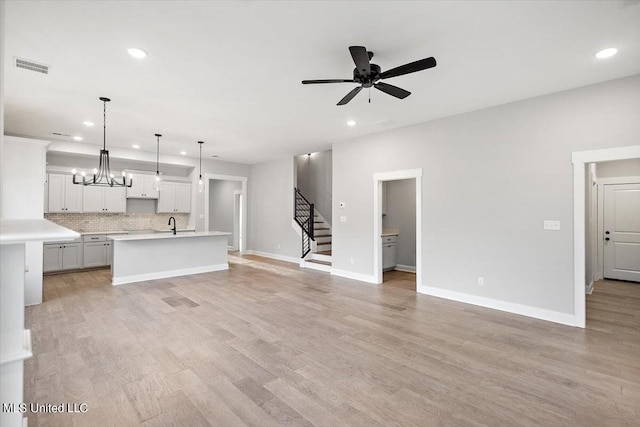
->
[109, 231, 230, 285]
[108, 231, 228, 242]
[81, 230, 129, 235]
[381, 228, 399, 237]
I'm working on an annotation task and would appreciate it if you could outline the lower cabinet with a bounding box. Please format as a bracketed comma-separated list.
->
[83, 241, 112, 268]
[382, 235, 397, 271]
[43, 241, 83, 272]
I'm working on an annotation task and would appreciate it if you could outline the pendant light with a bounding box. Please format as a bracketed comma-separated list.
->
[197, 141, 204, 193]
[154, 133, 162, 191]
[72, 97, 132, 187]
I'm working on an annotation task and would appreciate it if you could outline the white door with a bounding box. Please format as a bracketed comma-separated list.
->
[104, 187, 126, 212]
[144, 175, 159, 199]
[64, 175, 83, 212]
[62, 243, 83, 270]
[48, 174, 66, 212]
[83, 242, 107, 267]
[83, 186, 104, 212]
[174, 183, 191, 213]
[157, 182, 175, 213]
[603, 183, 640, 282]
[126, 175, 145, 198]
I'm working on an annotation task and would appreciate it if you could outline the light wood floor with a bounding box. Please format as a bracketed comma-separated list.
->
[384, 270, 416, 291]
[24, 257, 639, 426]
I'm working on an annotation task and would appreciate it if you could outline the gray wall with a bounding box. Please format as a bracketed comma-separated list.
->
[209, 179, 242, 246]
[248, 157, 300, 258]
[383, 179, 416, 269]
[296, 150, 332, 224]
[332, 75, 640, 315]
[195, 160, 251, 232]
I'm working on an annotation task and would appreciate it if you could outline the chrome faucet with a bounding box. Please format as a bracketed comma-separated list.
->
[168, 216, 176, 235]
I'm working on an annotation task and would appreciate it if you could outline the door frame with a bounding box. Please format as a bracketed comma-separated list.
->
[572, 145, 640, 328]
[204, 173, 248, 254]
[373, 168, 422, 287]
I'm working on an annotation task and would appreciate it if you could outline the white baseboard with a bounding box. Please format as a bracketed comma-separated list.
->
[395, 264, 416, 273]
[112, 264, 228, 286]
[586, 281, 594, 295]
[417, 285, 577, 327]
[331, 268, 378, 284]
[246, 250, 300, 264]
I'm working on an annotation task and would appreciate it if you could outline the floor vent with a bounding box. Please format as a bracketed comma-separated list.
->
[15, 57, 50, 74]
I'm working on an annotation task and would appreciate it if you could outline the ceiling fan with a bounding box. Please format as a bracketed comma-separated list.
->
[301, 46, 437, 105]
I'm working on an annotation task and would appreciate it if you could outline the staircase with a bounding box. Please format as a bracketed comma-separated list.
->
[294, 188, 332, 272]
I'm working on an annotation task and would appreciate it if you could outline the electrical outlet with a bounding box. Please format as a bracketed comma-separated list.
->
[199, 214, 204, 219]
[477, 277, 484, 286]
[543, 220, 561, 230]
[340, 216, 347, 222]
[350, 258, 355, 265]
[277, 244, 281, 249]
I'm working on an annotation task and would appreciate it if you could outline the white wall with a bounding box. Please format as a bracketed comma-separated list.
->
[296, 150, 332, 224]
[383, 179, 416, 269]
[333, 75, 640, 316]
[248, 157, 300, 260]
[209, 179, 242, 246]
[2, 136, 49, 305]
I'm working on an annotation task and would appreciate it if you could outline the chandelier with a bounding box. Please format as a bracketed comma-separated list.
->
[72, 97, 132, 187]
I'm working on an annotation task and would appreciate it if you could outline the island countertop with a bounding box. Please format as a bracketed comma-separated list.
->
[107, 231, 230, 242]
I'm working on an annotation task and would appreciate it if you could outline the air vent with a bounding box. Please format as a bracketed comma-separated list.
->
[15, 57, 50, 74]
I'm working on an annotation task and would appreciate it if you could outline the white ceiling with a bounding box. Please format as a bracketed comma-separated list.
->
[4, 1, 640, 164]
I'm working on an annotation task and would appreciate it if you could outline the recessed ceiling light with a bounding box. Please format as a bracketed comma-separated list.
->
[347, 120, 356, 127]
[83, 121, 94, 127]
[595, 48, 618, 59]
[73, 136, 83, 141]
[180, 151, 187, 155]
[127, 47, 148, 59]
[132, 144, 140, 149]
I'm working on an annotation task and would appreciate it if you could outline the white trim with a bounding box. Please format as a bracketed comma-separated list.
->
[112, 263, 228, 286]
[0, 329, 33, 366]
[596, 176, 640, 280]
[395, 264, 416, 273]
[373, 169, 422, 288]
[586, 281, 594, 295]
[571, 145, 640, 328]
[203, 173, 248, 254]
[419, 285, 577, 326]
[331, 268, 377, 284]
[245, 250, 299, 264]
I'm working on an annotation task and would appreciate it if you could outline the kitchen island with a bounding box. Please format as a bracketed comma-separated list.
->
[108, 231, 231, 285]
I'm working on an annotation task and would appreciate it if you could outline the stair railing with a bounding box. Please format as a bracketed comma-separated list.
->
[294, 188, 315, 258]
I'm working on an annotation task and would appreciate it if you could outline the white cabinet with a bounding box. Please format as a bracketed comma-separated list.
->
[157, 182, 191, 213]
[82, 186, 126, 213]
[43, 241, 83, 272]
[382, 235, 397, 271]
[127, 174, 159, 199]
[48, 174, 83, 212]
[83, 242, 108, 267]
[82, 235, 112, 267]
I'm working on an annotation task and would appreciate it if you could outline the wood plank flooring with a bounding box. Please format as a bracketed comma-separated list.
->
[24, 256, 640, 426]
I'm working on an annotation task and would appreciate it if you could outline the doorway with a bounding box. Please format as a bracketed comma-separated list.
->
[573, 145, 640, 328]
[204, 173, 248, 253]
[373, 169, 422, 290]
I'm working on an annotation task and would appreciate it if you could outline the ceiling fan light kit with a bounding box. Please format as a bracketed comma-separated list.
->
[301, 46, 437, 105]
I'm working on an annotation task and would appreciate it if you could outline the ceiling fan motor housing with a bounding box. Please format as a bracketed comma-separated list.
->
[354, 63, 381, 87]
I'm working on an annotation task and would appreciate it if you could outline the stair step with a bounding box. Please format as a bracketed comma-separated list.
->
[317, 241, 331, 246]
[304, 259, 332, 273]
[315, 250, 332, 256]
[311, 253, 332, 263]
[315, 227, 330, 230]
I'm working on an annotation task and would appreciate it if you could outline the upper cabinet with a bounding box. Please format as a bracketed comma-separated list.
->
[48, 174, 83, 213]
[82, 186, 126, 213]
[157, 182, 191, 213]
[126, 174, 159, 199]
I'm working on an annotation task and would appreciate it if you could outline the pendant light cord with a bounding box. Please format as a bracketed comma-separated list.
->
[103, 100, 107, 150]
[156, 135, 160, 175]
[199, 142, 202, 178]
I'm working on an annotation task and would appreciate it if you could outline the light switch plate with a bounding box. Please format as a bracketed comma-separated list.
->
[544, 220, 561, 231]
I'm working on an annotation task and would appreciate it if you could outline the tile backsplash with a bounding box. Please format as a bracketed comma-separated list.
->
[45, 213, 190, 233]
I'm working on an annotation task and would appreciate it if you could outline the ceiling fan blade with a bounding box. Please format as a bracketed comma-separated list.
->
[337, 86, 363, 105]
[379, 57, 437, 80]
[349, 46, 370, 75]
[302, 79, 355, 84]
[374, 82, 411, 99]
